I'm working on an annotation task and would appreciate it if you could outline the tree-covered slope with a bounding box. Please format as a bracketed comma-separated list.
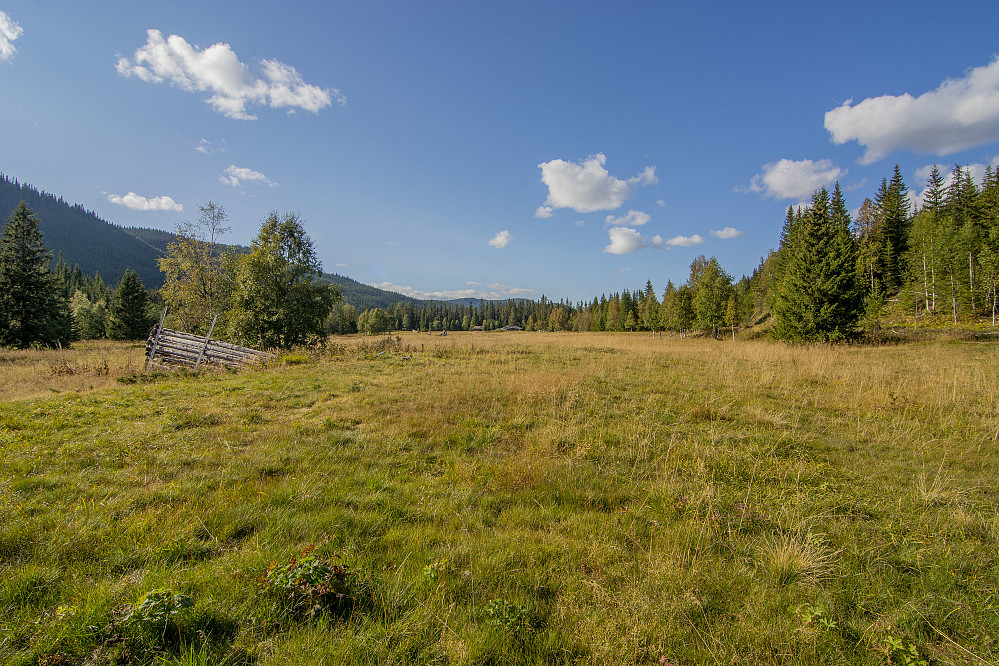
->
[0, 175, 419, 307]
[0, 175, 166, 288]
[322, 272, 418, 310]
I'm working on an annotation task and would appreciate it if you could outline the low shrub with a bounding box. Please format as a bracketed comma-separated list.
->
[258, 545, 355, 621]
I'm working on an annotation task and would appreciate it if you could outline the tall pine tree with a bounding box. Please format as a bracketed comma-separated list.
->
[0, 202, 73, 348]
[875, 165, 911, 291]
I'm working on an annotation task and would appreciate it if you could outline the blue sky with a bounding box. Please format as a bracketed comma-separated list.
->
[2, 1, 999, 303]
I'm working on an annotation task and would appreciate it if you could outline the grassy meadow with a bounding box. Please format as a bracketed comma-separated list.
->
[1, 332, 997, 665]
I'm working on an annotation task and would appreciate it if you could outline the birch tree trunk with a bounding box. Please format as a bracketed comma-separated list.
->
[922, 251, 930, 312]
[949, 266, 958, 325]
[969, 251, 976, 314]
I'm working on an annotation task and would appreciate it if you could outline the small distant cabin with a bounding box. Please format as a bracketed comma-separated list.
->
[471, 325, 484, 331]
[498, 325, 524, 331]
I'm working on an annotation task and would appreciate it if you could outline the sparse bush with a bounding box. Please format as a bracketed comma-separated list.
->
[259, 546, 354, 621]
[484, 598, 534, 636]
[125, 588, 194, 636]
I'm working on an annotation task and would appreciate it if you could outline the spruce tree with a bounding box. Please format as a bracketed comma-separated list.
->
[870, 166, 911, 292]
[922, 165, 946, 213]
[106, 269, 152, 340]
[771, 206, 803, 306]
[772, 188, 863, 342]
[0, 202, 73, 348]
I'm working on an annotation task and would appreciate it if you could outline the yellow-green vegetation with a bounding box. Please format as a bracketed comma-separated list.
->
[1, 340, 147, 402]
[1, 332, 997, 664]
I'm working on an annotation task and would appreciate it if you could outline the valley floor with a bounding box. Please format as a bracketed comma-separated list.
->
[1, 332, 997, 664]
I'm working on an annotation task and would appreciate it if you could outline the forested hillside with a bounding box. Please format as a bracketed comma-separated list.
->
[119, 226, 181, 254]
[0, 176, 420, 310]
[0, 175, 165, 288]
[322, 273, 417, 310]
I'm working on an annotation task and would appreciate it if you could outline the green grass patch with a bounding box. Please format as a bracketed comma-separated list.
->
[1, 333, 997, 664]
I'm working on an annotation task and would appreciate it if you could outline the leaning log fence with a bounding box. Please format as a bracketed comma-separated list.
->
[145, 312, 272, 371]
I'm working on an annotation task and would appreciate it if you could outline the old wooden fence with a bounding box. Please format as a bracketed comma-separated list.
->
[145, 312, 272, 371]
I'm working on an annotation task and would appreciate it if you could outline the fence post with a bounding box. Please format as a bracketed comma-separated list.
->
[145, 306, 168, 373]
[194, 315, 218, 371]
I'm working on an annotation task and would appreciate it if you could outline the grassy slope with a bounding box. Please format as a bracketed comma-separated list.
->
[1, 333, 997, 665]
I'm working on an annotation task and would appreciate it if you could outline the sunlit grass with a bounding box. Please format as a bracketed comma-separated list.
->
[0, 339, 146, 402]
[1, 331, 997, 664]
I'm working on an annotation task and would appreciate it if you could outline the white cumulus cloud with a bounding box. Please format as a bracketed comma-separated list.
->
[0, 11, 22, 62]
[220, 165, 276, 188]
[488, 230, 512, 248]
[825, 55, 999, 164]
[107, 192, 183, 212]
[604, 209, 651, 227]
[534, 205, 554, 218]
[603, 227, 664, 255]
[710, 227, 745, 240]
[538, 153, 657, 214]
[116, 29, 344, 120]
[665, 234, 704, 248]
[747, 158, 844, 200]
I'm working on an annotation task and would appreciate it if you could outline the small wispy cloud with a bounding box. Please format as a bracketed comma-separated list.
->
[488, 230, 512, 248]
[710, 227, 745, 240]
[195, 138, 225, 154]
[106, 191, 183, 212]
[604, 209, 650, 227]
[665, 234, 704, 248]
[219, 165, 277, 188]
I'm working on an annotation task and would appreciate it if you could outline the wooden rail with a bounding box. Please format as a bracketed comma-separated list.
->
[145, 324, 273, 370]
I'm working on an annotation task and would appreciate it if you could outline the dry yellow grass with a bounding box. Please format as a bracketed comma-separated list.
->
[0, 340, 147, 402]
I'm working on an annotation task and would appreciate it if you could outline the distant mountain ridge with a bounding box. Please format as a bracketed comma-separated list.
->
[0, 175, 430, 309]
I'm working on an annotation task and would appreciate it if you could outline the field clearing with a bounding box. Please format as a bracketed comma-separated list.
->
[1, 332, 997, 664]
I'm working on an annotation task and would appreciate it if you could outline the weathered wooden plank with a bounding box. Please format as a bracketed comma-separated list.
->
[146, 326, 273, 369]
